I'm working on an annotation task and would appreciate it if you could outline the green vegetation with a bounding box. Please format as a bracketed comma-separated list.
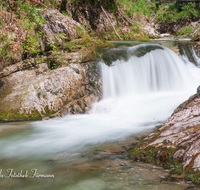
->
[0, 1, 46, 62]
[0, 34, 16, 66]
[0, 110, 42, 121]
[118, 0, 156, 18]
[22, 33, 42, 55]
[118, 0, 199, 23]
[128, 135, 200, 185]
[185, 172, 200, 184]
[176, 26, 194, 36]
[155, 2, 200, 23]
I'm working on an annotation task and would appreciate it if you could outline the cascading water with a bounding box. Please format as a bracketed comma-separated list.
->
[1, 44, 200, 159]
[179, 42, 200, 66]
[101, 44, 195, 97]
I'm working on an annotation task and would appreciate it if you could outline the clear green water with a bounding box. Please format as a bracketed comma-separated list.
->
[0, 122, 189, 190]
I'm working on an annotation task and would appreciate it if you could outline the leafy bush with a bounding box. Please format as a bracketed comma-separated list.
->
[155, 2, 200, 23]
[22, 34, 42, 55]
[176, 26, 194, 36]
[118, 0, 156, 18]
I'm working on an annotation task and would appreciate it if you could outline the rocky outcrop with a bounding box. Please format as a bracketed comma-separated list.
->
[40, 9, 85, 50]
[192, 27, 200, 42]
[155, 21, 190, 35]
[128, 86, 200, 184]
[0, 5, 86, 70]
[0, 56, 102, 121]
[141, 24, 160, 39]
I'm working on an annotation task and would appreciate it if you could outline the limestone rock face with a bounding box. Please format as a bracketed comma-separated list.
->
[129, 86, 200, 177]
[148, 88, 200, 171]
[141, 24, 160, 39]
[192, 27, 200, 41]
[0, 58, 101, 121]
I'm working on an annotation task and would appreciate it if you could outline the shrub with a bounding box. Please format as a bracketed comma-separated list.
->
[176, 26, 194, 36]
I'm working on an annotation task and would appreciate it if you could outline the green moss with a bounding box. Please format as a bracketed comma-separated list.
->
[136, 138, 149, 145]
[0, 110, 42, 122]
[154, 134, 160, 138]
[144, 146, 159, 163]
[128, 149, 147, 159]
[43, 106, 55, 117]
[156, 125, 163, 129]
[73, 27, 84, 36]
[63, 36, 114, 53]
[169, 162, 183, 175]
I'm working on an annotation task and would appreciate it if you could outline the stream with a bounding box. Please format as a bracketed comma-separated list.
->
[0, 38, 200, 190]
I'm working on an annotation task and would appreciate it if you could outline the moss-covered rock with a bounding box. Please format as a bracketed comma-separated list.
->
[0, 110, 42, 122]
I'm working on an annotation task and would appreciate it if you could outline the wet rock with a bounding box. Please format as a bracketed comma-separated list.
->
[197, 86, 200, 96]
[173, 149, 185, 162]
[0, 58, 102, 121]
[128, 85, 200, 179]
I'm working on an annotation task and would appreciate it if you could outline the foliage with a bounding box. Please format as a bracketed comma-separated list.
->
[15, 2, 46, 55]
[22, 33, 42, 55]
[176, 26, 194, 36]
[118, 0, 156, 18]
[74, 27, 84, 36]
[0, 34, 16, 67]
[155, 2, 200, 23]
[16, 2, 46, 25]
[185, 173, 200, 184]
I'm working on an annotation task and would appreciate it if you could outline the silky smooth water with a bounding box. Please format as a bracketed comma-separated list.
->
[0, 42, 200, 189]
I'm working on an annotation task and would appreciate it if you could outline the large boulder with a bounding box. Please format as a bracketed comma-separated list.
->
[0, 57, 102, 121]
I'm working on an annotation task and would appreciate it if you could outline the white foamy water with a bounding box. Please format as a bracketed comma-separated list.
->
[181, 44, 200, 67]
[1, 44, 200, 158]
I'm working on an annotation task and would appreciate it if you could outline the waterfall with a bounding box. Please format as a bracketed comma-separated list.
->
[179, 43, 200, 66]
[101, 44, 196, 98]
[1, 44, 200, 158]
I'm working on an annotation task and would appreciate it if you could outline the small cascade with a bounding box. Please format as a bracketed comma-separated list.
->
[101, 44, 197, 98]
[1, 44, 200, 158]
[178, 42, 200, 66]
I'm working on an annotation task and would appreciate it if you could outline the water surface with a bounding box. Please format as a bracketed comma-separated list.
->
[0, 40, 200, 189]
